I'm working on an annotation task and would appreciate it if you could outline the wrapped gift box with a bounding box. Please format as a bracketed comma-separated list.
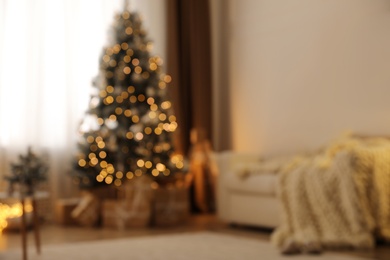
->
[71, 192, 100, 227]
[153, 186, 189, 227]
[101, 199, 151, 229]
[102, 176, 153, 229]
[55, 198, 80, 226]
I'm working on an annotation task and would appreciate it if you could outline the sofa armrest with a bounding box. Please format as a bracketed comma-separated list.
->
[215, 151, 262, 179]
[215, 151, 261, 221]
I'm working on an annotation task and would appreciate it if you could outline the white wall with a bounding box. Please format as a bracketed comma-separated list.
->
[212, 0, 390, 155]
[131, 0, 167, 61]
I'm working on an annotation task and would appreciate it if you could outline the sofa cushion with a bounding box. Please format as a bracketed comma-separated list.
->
[225, 172, 278, 196]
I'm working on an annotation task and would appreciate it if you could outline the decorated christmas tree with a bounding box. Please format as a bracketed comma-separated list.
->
[73, 6, 184, 189]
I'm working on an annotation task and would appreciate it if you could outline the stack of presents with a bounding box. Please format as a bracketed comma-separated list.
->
[55, 176, 189, 229]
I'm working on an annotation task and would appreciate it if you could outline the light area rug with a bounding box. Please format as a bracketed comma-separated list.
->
[0, 232, 366, 260]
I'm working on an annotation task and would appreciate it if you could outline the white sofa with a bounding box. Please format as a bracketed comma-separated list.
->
[215, 151, 281, 228]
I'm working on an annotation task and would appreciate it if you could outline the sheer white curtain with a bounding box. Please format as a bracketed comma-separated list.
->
[0, 0, 166, 200]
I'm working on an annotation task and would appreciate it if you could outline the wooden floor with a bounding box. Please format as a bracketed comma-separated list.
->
[1, 214, 389, 259]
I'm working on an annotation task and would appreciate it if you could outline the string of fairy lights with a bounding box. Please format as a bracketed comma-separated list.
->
[74, 10, 185, 188]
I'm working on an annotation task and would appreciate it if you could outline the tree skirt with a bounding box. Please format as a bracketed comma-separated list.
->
[1, 232, 363, 260]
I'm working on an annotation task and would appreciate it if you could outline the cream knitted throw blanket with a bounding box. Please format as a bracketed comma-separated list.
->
[271, 136, 390, 250]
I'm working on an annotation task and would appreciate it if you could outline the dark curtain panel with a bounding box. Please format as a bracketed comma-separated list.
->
[166, 0, 213, 155]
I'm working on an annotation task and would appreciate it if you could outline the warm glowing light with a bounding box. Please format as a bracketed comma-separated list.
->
[145, 161, 152, 169]
[126, 172, 134, 179]
[114, 179, 122, 186]
[107, 165, 115, 174]
[121, 91, 129, 99]
[97, 141, 105, 149]
[138, 94, 145, 102]
[127, 86, 135, 93]
[97, 118, 104, 125]
[169, 115, 177, 122]
[134, 66, 142, 74]
[125, 27, 133, 35]
[149, 111, 156, 119]
[105, 96, 114, 104]
[135, 169, 142, 176]
[126, 132, 134, 139]
[122, 11, 130, 19]
[158, 82, 166, 89]
[106, 48, 113, 55]
[149, 63, 157, 70]
[150, 104, 158, 111]
[116, 171, 124, 179]
[127, 49, 134, 56]
[171, 155, 180, 164]
[115, 107, 123, 115]
[142, 72, 150, 79]
[144, 127, 152, 135]
[124, 109, 132, 117]
[151, 182, 159, 189]
[176, 161, 184, 169]
[88, 153, 96, 159]
[103, 55, 110, 63]
[124, 55, 131, 63]
[163, 143, 171, 150]
[135, 132, 144, 140]
[132, 59, 140, 66]
[161, 101, 171, 110]
[129, 95, 137, 103]
[154, 128, 162, 135]
[99, 151, 107, 159]
[96, 175, 104, 182]
[100, 161, 108, 168]
[90, 157, 98, 166]
[123, 67, 131, 74]
[96, 136, 103, 143]
[156, 163, 166, 172]
[137, 159, 145, 167]
[100, 170, 108, 177]
[169, 122, 178, 131]
[105, 175, 113, 184]
[116, 96, 124, 103]
[121, 42, 129, 50]
[113, 44, 121, 53]
[109, 115, 117, 121]
[87, 136, 94, 143]
[163, 169, 171, 176]
[106, 86, 114, 93]
[132, 115, 139, 123]
[146, 42, 153, 51]
[0, 202, 34, 233]
[156, 57, 163, 65]
[164, 75, 172, 83]
[147, 97, 155, 105]
[99, 90, 107, 98]
[159, 113, 167, 121]
[152, 169, 159, 177]
[109, 60, 117, 67]
[78, 159, 86, 167]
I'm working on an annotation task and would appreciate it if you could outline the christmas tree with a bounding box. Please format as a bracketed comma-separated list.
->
[74, 7, 184, 189]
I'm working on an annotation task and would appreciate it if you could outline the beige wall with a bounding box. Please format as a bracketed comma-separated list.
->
[211, 0, 390, 155]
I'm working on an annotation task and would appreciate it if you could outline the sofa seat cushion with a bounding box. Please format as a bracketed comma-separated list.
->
[225, 172, 278, 196]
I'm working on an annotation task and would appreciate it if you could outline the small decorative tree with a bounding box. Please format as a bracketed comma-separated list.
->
[5, 147, 48, 196]
[73, 6, 185, 189]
